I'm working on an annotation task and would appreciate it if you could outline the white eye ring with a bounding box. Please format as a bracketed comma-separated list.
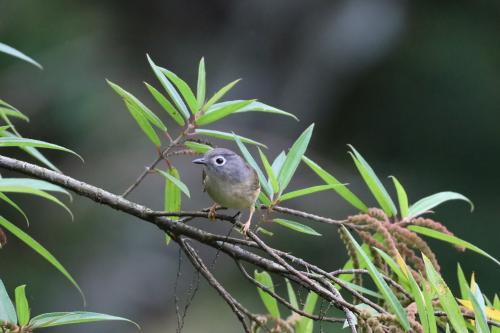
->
[214, 156, 226, 166]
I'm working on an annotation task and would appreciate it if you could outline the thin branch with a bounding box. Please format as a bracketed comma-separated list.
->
[265, 205, 347, 226]
[176, 237, 255, 333]
[235, 260, 345, 324]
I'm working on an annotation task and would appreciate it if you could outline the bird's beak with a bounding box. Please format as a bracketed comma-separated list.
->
[192, 157, 206, 165]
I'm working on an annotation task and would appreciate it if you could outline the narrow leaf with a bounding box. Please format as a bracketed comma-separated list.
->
[423, 254, 468, 333]
[277, 124, 314, 194]
[156, 169, 190, 198]
[204, 79, 241, 110]
[233, 101, 298, 121]
[258, 148, 278, 195]
[408, 192, 474, 219]
[0, 216, 84, 303]
[161, 68, 198, 114]
[196, 57, 206, 111]
[409, 226, 500, 267]
[348, 145, 397, 217]
[0, 178, 71, 198]
[164, 167, 181, 245]
[144, 82, 185, 126]
[233, 135, 272, 197]
[146, 54, 190, 119]
[0, 137, 82, 161]
[280, 185, 342, 202]
[15, 285, 29, 326]
[373, 248, 409, 285]
[457, 263, 469, 300]
[273, 218, 321, 236]
[422, 280, 438, 333]
[296, 291, 318, 333]
[124, 99, 161, 146]
[342, 226, 410, 330]
[271, 151, 286, 177]
[302, 156, 368, 212]
[285, 279, 298, 309]
[254, 271, 280, 318]
[390, 176, 409, 218]
[0, 42, 42, 69]
[0, 192, 29, 226]
[107, 80, 166, 131]
[29, 311, 139, 329]
[0, 279, 16, 323]
[0, 186, 73, 220]
[0, 107, 29, 122]
[196, 99, 254, 126]
[184, 141, 212, 154]
[467, 283, 490, 333]
[195, 129, 266, 147]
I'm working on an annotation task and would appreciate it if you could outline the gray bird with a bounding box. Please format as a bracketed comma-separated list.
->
[192, 148, 260, 234]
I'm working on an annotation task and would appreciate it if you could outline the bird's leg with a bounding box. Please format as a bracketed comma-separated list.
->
[207, 203, 220, 221]
[241, 205, 255, 235]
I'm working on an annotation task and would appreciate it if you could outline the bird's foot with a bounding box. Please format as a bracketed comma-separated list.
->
[207, 204, 220, 221]
[241, 220, 251, 236]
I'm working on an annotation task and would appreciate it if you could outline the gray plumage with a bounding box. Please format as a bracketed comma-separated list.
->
[192, 148, 260, 233]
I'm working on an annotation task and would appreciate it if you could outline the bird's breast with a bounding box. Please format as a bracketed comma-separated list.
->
[204, 174, 258, 209]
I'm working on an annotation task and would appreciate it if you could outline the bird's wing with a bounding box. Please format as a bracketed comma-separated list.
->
[202, 168, 207, 192]
[250, 166, 261, 192]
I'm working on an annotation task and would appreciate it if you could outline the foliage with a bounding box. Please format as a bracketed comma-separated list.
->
[1, 46, 499, 333]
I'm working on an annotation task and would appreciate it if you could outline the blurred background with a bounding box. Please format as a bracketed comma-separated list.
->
[1, 0, 499, 332]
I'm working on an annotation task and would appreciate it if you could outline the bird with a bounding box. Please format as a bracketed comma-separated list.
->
[192, 148, 260, 234]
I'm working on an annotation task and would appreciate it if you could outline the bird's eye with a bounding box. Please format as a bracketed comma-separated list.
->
[214, 156, 226, 166]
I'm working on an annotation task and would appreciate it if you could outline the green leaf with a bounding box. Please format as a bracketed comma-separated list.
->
[0, 107, 30, 122]
[161, 68, 198, 114]
[258, 148, 279, 195]
[29, 311, 139, 329]
[184, 141, 212, 154]
[0, 186, 73, 220]
[144, 82, 185, 126]
[107, 80, 166, 131]
[280, 185, 342, 202]
[285, 279, 298, 309]
[0, 178, 71, 198]
[233, 135, 273, 197]
[15, 285, 29, 326]
[408, 191, 474, 219]
[302, 156, 368, 212]
[0, 216, 84, 303]
[196, 99, 255, 126]
[277, 124, 314, 194]
[204, 79, 241, 110]
[396, 253, 430, 333]
[390, 176, 409, 218]
[164, 167, 181, 245]
[195, 129, 266, 147]
[254, 271, 280, 318]
[271, 151, 286, 177]
[0, 137, 82, 161]
[340, 280, 383, 299]
[422, 279, 438, 333]
[124, 99, 161, 146]
[295, 291, 318, 333]
[423, 254, 467, 333]
[409, 226, 500, 267]
[233, 101, 298, 121]
[0, 192, 29, 226]
[348, 145, 397, 217]
[156, 169, 190, 198]
[146, 54, 190, 119]
[196, 57, 206, 111]
[342, 226, 410, 330]
[21, 146, 61, 172]
[0, 279, 16, 324]
[0, 42, 43, 69]
[258, 192, 272, 206]
[467, 283, 490, 333]
[273, 218, 321, 236]
[457, 263, 469, 300]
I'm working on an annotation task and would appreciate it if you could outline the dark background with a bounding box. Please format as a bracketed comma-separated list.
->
[1, 0, 499, 332]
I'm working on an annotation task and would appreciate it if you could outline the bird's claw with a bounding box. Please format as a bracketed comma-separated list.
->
[208, 204, 218, 221]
